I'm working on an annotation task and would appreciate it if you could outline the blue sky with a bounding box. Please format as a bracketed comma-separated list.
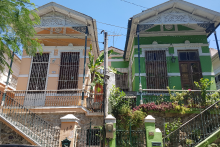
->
[31, 0, 220, 51]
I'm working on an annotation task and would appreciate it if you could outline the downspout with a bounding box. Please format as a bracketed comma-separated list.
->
[137, 25, 143, 104]
[1, 51, 14, 106]
[214, 31, 220, 59]
[81, 27, 88, 106]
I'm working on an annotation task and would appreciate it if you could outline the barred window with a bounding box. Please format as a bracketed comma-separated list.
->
[86, 129, 100, 145]
[58, 52, 80, 90]
[145, 50, 168, 90]
[115, 73, 129, 91]
[28, 53, 49, 90]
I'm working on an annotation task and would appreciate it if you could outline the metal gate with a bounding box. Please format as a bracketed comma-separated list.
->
[116, 129, 146, 147]
[116, 123, 146, 147]
[74, 121, 106, 147]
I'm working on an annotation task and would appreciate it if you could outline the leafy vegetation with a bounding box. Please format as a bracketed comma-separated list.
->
[165, 118, 182, 137]
[87, 45, 121, 92]
[109, 86, 145, 130]
[0, 0, 41, 72]
[194, 78, 214, 105]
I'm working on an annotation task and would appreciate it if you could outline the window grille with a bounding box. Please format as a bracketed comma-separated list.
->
[86, 129, 100, 145]
[145, 50, 168, 90]
[58, 52, 80, 91]
[115, 73, 129, 91]
[28, 53, 49, 91]
[178, 51, 202, 89]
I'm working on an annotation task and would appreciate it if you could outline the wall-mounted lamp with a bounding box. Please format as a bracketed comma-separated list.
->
[52, 59, 56, 63]
[171, 55, 176, 63]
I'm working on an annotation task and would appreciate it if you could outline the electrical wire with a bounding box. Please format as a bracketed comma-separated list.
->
[119, 0, 147, 9]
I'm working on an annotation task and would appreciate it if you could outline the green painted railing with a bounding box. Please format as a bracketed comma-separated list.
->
[163, 99, 220, 147]
[116, 130, 146, 147]
[141, 89, 219, 107]
[0, 92, 60, 147]
[116, 121, 146, 147]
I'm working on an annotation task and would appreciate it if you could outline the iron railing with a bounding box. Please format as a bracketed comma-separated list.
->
[75, 120, 103, 147]
[163, 99, 220, 147]
[141, 89, 220, 107]
[0, 92, 60, 147]
[5, 90, 104, 113]
[116, 130, 146, 147]
[116, 121, 146, 147]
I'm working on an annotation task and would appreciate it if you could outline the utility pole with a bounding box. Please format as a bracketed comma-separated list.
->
[103, 31, 108, 117]
[108, 35, 121, 47]
[101, 30, 108, 147]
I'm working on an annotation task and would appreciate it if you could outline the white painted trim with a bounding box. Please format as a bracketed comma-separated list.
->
[79, 74, 89, 77]
[168, 73, 181, 76]
[22, 56, 31, 58]
[48, 74, 59, 77]
[60, 114, 79, 123]
[132, 44, 210, 58]
[144, 115, 155, 123]
[48, 74, 89, 77]
[45, 52, 51, 90]
[0, 81, 16, 91]
[138, 32, 207, 37]
[173, 46, 208, 57]
[32, 106, 90, 114]
[214, 67, 220, 75]
[135, 73, 146, 77]
[18, 75, 29, 77]
[134, 73, 181, 77]
[133, 43, 208, 49]
[155, 128, 161, 132]
[202, 72, 215, 76]
[115, 68, 128, 73]
[109, 59, 124, 62]
[26, 57, 33, 90]
[105, 114, 116, 123]
[134, 72, 214, 76]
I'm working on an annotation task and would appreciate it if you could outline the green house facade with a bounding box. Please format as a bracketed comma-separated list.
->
[109, 0, 220, 95]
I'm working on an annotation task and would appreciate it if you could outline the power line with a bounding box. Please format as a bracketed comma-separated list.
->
[96, 21, 128, 30]
[119, 0, 147, 9]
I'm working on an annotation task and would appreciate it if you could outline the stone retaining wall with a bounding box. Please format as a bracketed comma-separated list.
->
[0, 121, 31, 145]
[148, 112, 197, 136]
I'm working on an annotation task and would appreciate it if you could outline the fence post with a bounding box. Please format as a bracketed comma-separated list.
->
[59, 114, 79, 147]
[105, 114, 116, 147]
[145, 115, 163, 147]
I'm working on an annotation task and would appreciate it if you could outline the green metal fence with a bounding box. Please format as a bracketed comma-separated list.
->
[116, 122, 146, 147]
[116, 130, 146, 147]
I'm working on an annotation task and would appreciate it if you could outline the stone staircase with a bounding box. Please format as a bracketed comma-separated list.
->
[0, 93, 60, 147]
[163, 100, 220, 147]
